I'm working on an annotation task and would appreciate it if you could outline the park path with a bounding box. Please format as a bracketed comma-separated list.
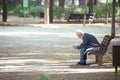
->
[0, 24, 120, 80]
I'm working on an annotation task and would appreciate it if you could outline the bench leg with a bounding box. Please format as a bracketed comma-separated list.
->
[95, 54, 98, 63]
[67, 19, 69, 22]
[89, 19, 93, 24]
[89, 20, 91, 24]
[95, 54, 103, 66]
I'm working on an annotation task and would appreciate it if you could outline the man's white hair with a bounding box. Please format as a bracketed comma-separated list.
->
[76, 29, 84, 34]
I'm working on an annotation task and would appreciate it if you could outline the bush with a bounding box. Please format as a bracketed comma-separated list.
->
[0, 2, 14, 11]
[93, 3, 112, 19]
[8, 2, 14, 11]
[116, 7, 120, 19]
[53, 6, 69, 20]
[13, 4, 29, 17]
[19, 9, 30, 17]
[69, 7, 88, 14]
[29, 5, 44, 18]
[29, 6, 38, 18]
[13, 4, 23, 16]
[13, 4, 44, 18]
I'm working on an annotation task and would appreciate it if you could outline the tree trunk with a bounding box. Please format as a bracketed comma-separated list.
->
[59, 0, 65, 8]
[44, 0, 49, 24]
[49, 0, 54, 23]
[14, 0, 21, 6]
[72, 0, 75, 8]
[36, 0, 42, 5]
[78, 0, 86, 6]
[2, 0, 7, 22]
[88, 0, 93, 13]
[78, 0, 80, 6]
[94, 0, 97, 5]
[14, 0, 18, 6]
[118, 0, 120, 6]
[119, 0, 120, 3]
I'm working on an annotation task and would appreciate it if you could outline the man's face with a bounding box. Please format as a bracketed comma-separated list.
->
[76, 32, 83, 39]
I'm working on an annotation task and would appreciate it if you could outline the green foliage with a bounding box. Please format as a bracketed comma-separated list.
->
[29, 5, 44, 18]
[116, 7, 120, 19]
[8, 2, 14, 11]
[115, 2, 120, 7]
[13, 4, 29, 17]
[0, 4, 2, 10]
[93, 3, 112, 18]
[93, 5, 105, 18]
[19, 9, 30, 17]
[28, 0, 33, 7]
[0, 2, 14, 11]
[68, 7, 89, 14]
[70, 7, 84, 14]
[53, 6, 91, 21]
[13, 4, 23, 15]
[36, 5, 44, 13]
[29, 6, 38, 18]
[40, 74, 50, 80]
[13, 4, 44, 18]
[53, 6, 69, 20]
[74, 7, 84, 13]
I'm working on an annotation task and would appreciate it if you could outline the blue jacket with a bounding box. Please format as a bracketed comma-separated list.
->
[78, 33, 99, 49]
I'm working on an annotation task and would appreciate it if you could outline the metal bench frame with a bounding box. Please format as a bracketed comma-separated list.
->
[85, 35, 113, 66]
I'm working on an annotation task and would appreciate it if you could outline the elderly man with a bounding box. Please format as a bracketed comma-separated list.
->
[74, 30, 99, 65]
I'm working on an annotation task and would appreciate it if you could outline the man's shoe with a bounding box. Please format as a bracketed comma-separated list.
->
[76, 62, 86, 65]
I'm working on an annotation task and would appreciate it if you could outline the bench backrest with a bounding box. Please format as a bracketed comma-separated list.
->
[68, 13, 95, 19]
[99, 35, 113, 54]
[69, 14, 83, 19]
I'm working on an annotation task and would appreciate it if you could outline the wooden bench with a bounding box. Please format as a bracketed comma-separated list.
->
[67, 13, 95, 23]
[85, 35, 113, 66]
[67, 14, 82, 22]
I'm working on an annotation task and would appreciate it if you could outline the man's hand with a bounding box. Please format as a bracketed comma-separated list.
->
[73, 46, 78, 49]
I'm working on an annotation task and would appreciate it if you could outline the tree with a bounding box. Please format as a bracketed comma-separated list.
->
[49, 0, 54, 23]
[59, 0, 65, 8]
[14, 0, 21, 6]
[88, 0, 94, 13]
[36, 0, 42, 5]
[94, 0, 97, 5]
[78, 0, 97, 13]
[78, 0, 80, 6]
[118, 0, 120, 6]
[44, 0, 49, 24]
[72, 0, 75, 8]
[78, 0, 87, 7]
[2, 0, 7, 22]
